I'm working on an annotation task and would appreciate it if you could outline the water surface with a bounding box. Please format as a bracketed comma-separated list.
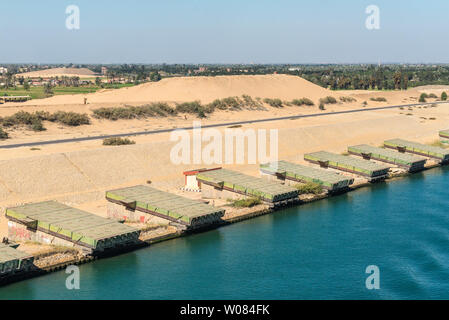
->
[1, 167, 448, 299]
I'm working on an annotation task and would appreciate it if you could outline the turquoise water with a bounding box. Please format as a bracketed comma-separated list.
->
[1, 166, 448, 300]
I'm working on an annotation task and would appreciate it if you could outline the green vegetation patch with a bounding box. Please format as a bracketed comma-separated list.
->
[93, 95, 272, 120]
[339, 96, 357, 103]
[0, 110, 90, 132]
[295, 182, 324, 195]
[93, 103, 176, 120]
[291, 98, 314, 106]
[102, 137, 136, 146]
[45, 111, 90, 126]
[208, 96, 264, 111]
[175, 101, 208, 118]
[230, 197, 262, 208]
[419, 93, 427, 102]
[0, 127, 8, 139]
[208, 97, 244, 110]
[370, 97, 387, 102]
[263, 98, 283, 108]
[319, 96, 338, 105]
[241, 95, 264, 109]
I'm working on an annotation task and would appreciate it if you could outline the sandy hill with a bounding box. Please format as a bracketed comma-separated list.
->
[15, 74, 336, 106]
[17, 67, 98, 79]
[104, 74, 333, 103]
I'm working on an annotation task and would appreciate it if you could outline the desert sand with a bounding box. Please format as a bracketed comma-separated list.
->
[1, 74, 441, 143]
[5, 74, 339, 106]
[16, 67, 98, 79]
[1, 74, 448, 239]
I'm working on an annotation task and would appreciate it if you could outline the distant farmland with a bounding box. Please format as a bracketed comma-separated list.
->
[0, 83, 135, 100]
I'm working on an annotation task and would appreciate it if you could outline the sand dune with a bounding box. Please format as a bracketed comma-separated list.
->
[11, 74, 336, 106]
[16, 67, 98, 79]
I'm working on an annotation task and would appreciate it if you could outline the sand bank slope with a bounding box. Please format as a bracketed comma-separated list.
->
[0, 109, 443, 209]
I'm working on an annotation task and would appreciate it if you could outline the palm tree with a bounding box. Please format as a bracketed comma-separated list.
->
[44, 82, 53, 96]
[393, 71, 402, 90]
[23, 79, 30, 91]
[5, 73, 13, 89]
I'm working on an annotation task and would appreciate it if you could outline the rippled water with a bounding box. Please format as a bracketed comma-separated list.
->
[1, 166, 448, 300]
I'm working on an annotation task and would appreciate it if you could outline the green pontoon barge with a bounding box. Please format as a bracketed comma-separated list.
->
[304, 151, 390, 181]
[384, 139, 449, 163]
[260, 160, 354, 192]
[106, 185, 225, 229]
[0, 243, 34, 282]
[439, 130, 449, 144]
[196, 168, 299, 206]
[348, 144, 427, 172]
[5, 201, 140, 254]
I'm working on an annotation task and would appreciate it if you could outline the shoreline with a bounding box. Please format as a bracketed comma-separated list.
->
[1, 161, 446, 288]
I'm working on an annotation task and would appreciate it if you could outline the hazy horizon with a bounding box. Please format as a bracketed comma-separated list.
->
[4, 62, 449, 66]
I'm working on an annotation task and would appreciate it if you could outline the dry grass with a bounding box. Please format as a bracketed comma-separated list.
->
[229, 197, 262, 208]
[291, 98, 315, 106]
[102, 137, 136, 146]
[295, 182, 324, 195]
[22, 242, 80, 259]
[370, 97, 387, 102]
[320, 96, 338, 104]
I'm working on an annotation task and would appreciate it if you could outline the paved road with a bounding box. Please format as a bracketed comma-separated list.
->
[1, 101, 447, 149]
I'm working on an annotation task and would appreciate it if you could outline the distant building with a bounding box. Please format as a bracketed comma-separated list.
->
[183, 168, 222, 191]
[0, 67, 8, 74]
[193, 67, 208, 74]
[101, 66, 108, 75]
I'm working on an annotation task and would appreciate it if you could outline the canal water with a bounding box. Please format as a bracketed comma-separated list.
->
[1, 166, 448, 299]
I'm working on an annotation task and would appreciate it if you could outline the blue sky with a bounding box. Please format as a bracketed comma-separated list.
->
[0, 0, 448, 64]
